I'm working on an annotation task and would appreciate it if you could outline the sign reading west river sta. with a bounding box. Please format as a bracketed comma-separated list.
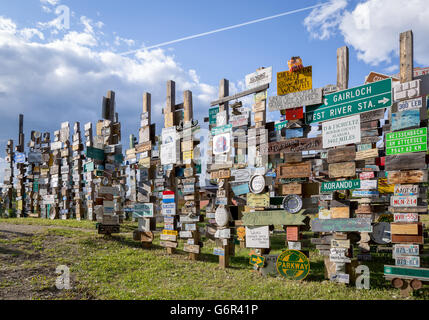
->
[306, 78, 392, 123]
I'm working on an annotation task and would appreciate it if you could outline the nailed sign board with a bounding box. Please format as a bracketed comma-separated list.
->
[277, 66, 312, 96]
[322, 115, 361, 149]
[306, 78, 392, 124]
[260, 137, 322, 155]
[133, 203, 154, 218]
[329, 162, 356, 179]
[388, 170, 428, 184]
[277, 162, 311, 179]
[269, 88, 323, 111]
[397, 97, 423, 112]
[245, 67, 272, 89]
[391, 196, 418, 207]
[386, 127, 427, 156]
[231, 169, 252, 182]
[242, 210, 306, 226]
[246, 226, 270, 249]
[311, 218, 373, 232]
[247, 193, 270, 207]
[327, 146, 356, 164]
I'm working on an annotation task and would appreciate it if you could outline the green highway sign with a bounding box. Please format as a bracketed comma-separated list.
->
[275, 120, 288, 131]
[209, 107, 219, 125]
[321, 180, 360, 193]
[386, 127, 427, 155]
[306, 78, 392, 124]
[211, 124, 232, 136]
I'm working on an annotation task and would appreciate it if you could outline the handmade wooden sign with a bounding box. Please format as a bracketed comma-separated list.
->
[242, 210, 306, 226]
[388, 170, 428, 184]
[391, 223, 421, 235]
[386, 152, 427, 171]
[328, 162, 356, 179]
[386, 127, 427, 156]
[327, 146, 356, 164]
[355, 149, 379, 161]
[260, 137, 322, 155]
[277, 162, 311, 179]
[249, 254, 266, 268]
[277, 66, 312, 96]
[246, 67, 272, 89]
[281, 183, 302, 195]
[246, 193, 270, 207]
[322, 115, 361, 149]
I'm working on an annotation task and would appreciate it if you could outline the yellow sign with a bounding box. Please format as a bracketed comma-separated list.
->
[246, 193, 270, 207]
[378, 178, 394, 194]
[237, 226, 246, 241]
[277, 66, 312, 96]
[162, 230, 178, 236]
[17, 200, 23, 210]
[183, 151, 193, 160]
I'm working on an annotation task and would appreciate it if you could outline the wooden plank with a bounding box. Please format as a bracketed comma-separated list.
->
[280, 184, 302, 195]
[400, 31, 414, 83]
[260, 137, 322, 155]
[329, 162, 356, 179]
[355, 149, 378, 161]
[337, 46, 349, 91]
[210, 84, 269, 106]
[331, 207, 350, 219]
[268, 88, 323, 111]
[277, 162, 311, 179]
[391, 234, 424, 244]
[327, 146, 356, 164]
[389, 206, 427, 213]
[385, 153, 427, 171]
[391, 223, 421, 235]
[388, 170, 428, 184]
[361, 120, 380, 130]
[242, 210, 307, 226]
[311, 218, 372, 232]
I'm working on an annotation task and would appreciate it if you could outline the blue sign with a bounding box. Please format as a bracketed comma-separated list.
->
[231, 183, 250, 196]
[13, 152, 26, 163]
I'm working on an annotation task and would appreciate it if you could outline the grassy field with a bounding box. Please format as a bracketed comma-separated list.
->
[1, 217, 429, 300]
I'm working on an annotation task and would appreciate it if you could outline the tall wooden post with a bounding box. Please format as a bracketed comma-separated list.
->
[83, 122, 95, 220]
[59, 122, 71, 220]
[72, 122, 84, 220]
[4, 140, 14, 212]
[16, 114, 26, 217]
[400, 31, 413, 83]
[337, 46, 349, 91]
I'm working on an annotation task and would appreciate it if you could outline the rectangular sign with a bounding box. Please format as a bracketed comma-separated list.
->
[246, 67, 272, 89]
[386, 127, 427, 156]
[311, 218, 373, 232]
[132, 203, 154, 218]
[329, 162, 356, 179]
[277, 66, 312, 96]
[394, 213, 419, 223]
[306, 78, 392, 123]
[246, 226, 270, 249]
[322, 115, 361, 148]
[394, 185, 419, 196]
[260, 137, 322, 155]
[395, 256, 420, 268]
[246, 193, 270, 207]
[391, 196, 418, 207]
[397, 97, 423, 112]
[321, 180, 360, 193]
[393, 244, 419, 257]
[392, 109, 420, 131]
[209, 107, 219, 125]
[269, 88, 322, 111]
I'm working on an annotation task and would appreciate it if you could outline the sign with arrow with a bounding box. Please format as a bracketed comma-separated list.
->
[306, 78, 392, 124]
[249, 254, 266, 268]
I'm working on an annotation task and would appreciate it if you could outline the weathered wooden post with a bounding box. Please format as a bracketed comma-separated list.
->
[16, 114, 26, 218]
[72, 122, 84, 220]
[59, 122, 71, 219]
[39, 132, 51, 219]
[83, 122, 95, 220]
[4, 140, 14, 212]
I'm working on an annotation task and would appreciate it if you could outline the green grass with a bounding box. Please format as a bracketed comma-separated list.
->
[1, 217, 429, 300]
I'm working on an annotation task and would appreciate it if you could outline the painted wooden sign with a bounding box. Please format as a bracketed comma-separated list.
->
[321, 180, 360, 193]
[327, 146, 356, 164]
[281, 183, 302, 195]
[159, 241, 178, 248]
[277, 66, 312, 96]
[397, 96, 423, 112]
[277, 162, 311, 179]
[391, 196, 418, 207]
[260, 137, 322, 155]
[246, 67, 272, 89]
[385, 153, 427, 171]
[388, 170, 428, 184]
[391, 109, 420, 131]
[322, 115, 361, 149]
[231, 169, 252, 182]
[391, 234, 424, 244]
[331, 239, 350, 248]
[269, 88, 322, 111]
[355, 149, 379, 161]
[331, 207, 350, 219]
[306, 78, 392, 123]
[183, 244, 200, 254]
[242, 210, 306, 226]
[160, 234, 177, 242]
[330, 248, 351, 263]
[246, 226, 270, 249]
[391, 223, 421, 235]
[328, 162, 356, 179]
[311, 218, 373, 232]
[394, 185, 419, 196]
[386, 127, 427, 156]
[394, 213, 419, 223]
[246, 193, 270, 207]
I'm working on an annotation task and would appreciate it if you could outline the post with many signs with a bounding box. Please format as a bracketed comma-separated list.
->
[384, 30, 429, 296]
[16, 114, 26, 217]
[180, 90, 201, 260]
[132, 92, 156, 248]
[59, 122, 71, 219]
[39, 132, 51, 219]
[72, 122, 84, 220]
[83, 122, 95, 220]
[160, 81, 180, 254]
[3, 140, 14, 213]
[27, 131, 43, 217]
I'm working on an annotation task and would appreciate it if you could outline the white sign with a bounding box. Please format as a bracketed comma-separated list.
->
[245, 226, 270, 249]
[360, 180, 378, 190]
[213, 133, 231, 155]
[245, 67, 272, 89]
[161, 127, 179, 165]
[322, 115, 361, 149]
[394, 213, 419, 223]
[51, 141, 63, 151]
[162, 203, 176, 216]
[397, 97, 422, 112]
[391, 196, 418, 207]
[215, 228, 231, 239]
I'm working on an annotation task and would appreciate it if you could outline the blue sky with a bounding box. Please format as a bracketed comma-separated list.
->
[0, 0, 428, 179]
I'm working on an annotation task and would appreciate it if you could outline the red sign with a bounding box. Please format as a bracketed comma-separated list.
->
[376, 157, 385, 166]
[286, 226, 299, 242]
[285, 107, 304, 120]
[360, 172, 375, 180]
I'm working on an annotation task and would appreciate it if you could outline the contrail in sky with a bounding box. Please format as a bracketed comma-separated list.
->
[120, 3, 328, 56]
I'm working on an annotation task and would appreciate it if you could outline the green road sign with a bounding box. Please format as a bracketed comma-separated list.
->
[86, 147, 105, 161]
[275, 120, 288, 131]
[384, 265, 429, 281]
[211, 124, 232, 136]
[209, 107, 219, 125]
[386, 127, 427, 155]
[249, 254, 266, 268]
[276, 250, 310, 281]
[321, 180, 360, 193]
[306, 78, 392, 124]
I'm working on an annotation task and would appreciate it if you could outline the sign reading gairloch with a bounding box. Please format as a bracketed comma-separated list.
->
[321, 180, 360, 193]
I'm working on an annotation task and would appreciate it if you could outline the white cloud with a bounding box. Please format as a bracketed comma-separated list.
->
[304, 0, 348, 40]
[305, 0, 429, 66]
[0, 14, 218, 158]
[114, 36, 135, 47]
[40, 0, 60, 5]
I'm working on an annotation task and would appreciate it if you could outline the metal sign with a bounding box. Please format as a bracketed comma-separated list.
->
[306, 78, 392, 123]
[321, 180, 360, 193]
[386, 127, 427, 156]
[282, 195, 303, 214]
[276, 250, 310, 281]
[246, 226, 270, 249]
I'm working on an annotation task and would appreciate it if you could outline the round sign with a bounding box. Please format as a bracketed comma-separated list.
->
[249, 175, 265, 194]
[215, 205, 230, 228]
[102, 177, 109, 186]
[283, 195, 303, 214]
[276, 250, 310, 280]
[371, 222, 391, 244]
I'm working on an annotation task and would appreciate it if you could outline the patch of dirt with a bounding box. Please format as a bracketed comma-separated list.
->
[0, 223, 94, 300]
